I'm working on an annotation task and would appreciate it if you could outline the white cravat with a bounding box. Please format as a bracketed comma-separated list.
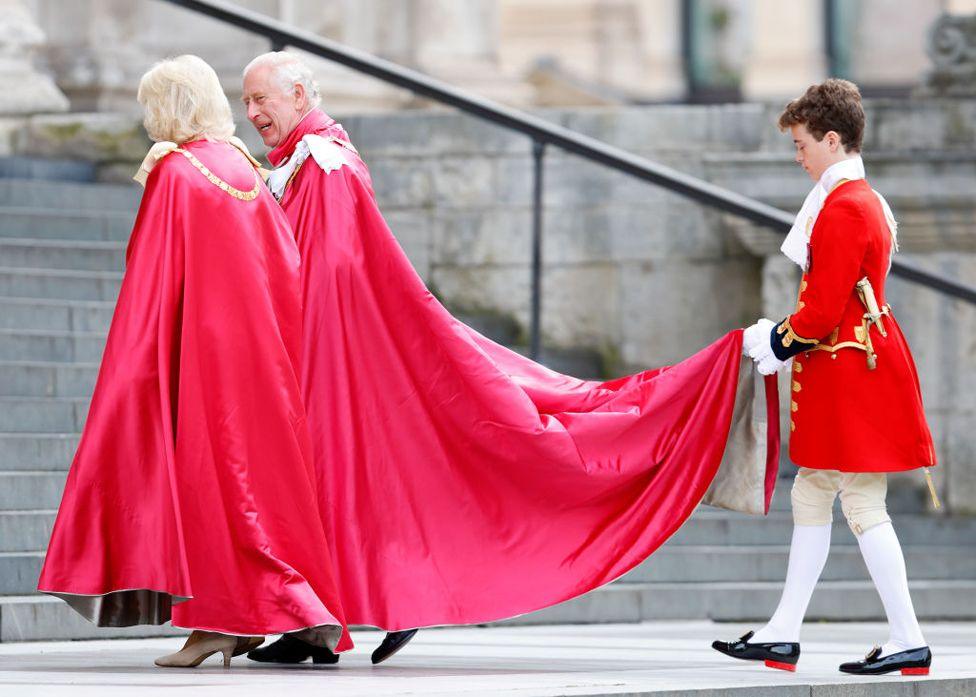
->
[267, 140, 311, 200]
[781, 155, 899, 271]
[267, 135, 353, 200]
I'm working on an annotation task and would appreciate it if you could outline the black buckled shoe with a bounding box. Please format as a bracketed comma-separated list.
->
[246, 634, 340, 665]
[839, 645, 932, 676]
[711, 631, 800, 671]
[371, 629, 419, 665]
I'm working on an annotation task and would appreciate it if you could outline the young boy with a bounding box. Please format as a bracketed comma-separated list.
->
[712, 79, 935, 676]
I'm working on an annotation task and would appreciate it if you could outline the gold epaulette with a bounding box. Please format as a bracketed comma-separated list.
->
[776, 318, 819, 349]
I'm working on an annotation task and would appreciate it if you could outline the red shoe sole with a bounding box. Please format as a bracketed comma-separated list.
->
[901, 667, 929, 676]
[765, 659, 797, 672]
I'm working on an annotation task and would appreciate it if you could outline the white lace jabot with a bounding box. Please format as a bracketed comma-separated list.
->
[781, 155, 898, 271]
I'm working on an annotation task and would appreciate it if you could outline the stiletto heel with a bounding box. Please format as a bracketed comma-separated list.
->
[154, 631, 241, 668]
[233, 636, 265, 657]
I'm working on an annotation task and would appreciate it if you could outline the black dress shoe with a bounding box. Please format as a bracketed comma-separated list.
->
[247, 634, 340, 665]
[839, 645, 932, 676]
[371, 629, 419, 665]
[711, 630, 800, 671]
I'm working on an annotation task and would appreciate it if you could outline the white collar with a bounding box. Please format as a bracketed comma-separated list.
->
[266, 140, 311, 200]
[781, 155, 898, 270]
[266, 134, 354, 200]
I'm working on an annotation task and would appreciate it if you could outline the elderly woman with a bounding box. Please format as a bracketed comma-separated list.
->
[37, 55, 350, 667]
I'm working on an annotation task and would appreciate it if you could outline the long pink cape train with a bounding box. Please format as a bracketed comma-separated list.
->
[271, 110, 779, 631]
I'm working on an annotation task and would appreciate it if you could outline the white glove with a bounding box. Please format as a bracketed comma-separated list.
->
[742, 318, 776, 358]
[744, 318, 792, 375]
[757, 354, 785, 375]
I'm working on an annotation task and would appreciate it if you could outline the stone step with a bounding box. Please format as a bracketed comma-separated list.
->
[0, 239, 125, 272]
[0, 329, 105, 363]
[0, 398, 87, 433]
[0, 267, 122, 302]
[671, 509, 976, 547]
[0, 361, 99, 398]
[0, 178, 139, 211]
[623, 544, 976, 583]
[521, 579, 976, 626]
[0, 595, 184, 642]
[0, 552, 44, 594]
[0, 297, 115, 332]
[4, 578, 975, 641]
[1, 541, 971, 596]
[0, 207, 133, 241]
[0, 434, 78, 471]
[0, 157, 95, 183]
[0, 472, 67, 511]
[0, 511, 55, 553]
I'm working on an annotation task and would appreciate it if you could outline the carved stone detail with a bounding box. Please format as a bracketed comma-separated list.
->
[924, 12, 976, 96]
[0, 0, 69, 115]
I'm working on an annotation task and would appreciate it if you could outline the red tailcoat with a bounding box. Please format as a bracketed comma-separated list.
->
[783, 179, 935, 472]
[268, 110, 779, 631]
[38, 140, 351, 650]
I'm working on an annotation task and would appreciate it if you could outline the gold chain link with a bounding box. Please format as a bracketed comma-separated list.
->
[175, 148, 262, 201]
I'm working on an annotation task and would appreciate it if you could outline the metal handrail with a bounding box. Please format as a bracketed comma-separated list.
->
[160, 0, 976, 319]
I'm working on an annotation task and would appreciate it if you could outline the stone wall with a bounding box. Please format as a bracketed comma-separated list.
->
[339, 106, 767, 369]
[19, 0, 976, 113]
[7, 98, 975, 510]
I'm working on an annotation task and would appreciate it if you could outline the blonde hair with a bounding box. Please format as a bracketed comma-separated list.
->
[138, 55, 235, 143]
[243, 52, 322, 108]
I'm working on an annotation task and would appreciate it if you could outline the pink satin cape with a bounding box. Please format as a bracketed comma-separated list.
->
[272, 110, 779, 631]
[37, 140, 352, 651]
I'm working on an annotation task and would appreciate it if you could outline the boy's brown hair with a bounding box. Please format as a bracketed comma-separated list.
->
[778, 78, 865, 152]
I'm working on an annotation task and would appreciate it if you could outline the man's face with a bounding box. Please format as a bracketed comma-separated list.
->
[790, 123, 843, 181]
[242, 64, 308, 148]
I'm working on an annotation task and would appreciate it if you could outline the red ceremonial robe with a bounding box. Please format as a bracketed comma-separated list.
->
[270, 110, 780, 631]
[781, 180, 936, 472]
[37, 139, 351, 651]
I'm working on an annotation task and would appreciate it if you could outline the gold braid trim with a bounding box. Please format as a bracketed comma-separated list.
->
[175, 148, 262, 201]
[810, 341, 867, 354]
[283, 157, 307, 197]
[776, 317, 819, 349]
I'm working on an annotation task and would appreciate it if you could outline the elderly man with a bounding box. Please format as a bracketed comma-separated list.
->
[241, 53, 417, 666]
[242, 52, 779, 669]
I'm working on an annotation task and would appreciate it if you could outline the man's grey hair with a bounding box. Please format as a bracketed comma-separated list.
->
[243, 52, 322, 108]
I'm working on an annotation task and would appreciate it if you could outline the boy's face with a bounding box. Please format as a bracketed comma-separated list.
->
[790, 123, 846, 182]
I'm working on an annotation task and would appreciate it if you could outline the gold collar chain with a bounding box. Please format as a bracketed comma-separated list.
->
[176, 148, 262, 201]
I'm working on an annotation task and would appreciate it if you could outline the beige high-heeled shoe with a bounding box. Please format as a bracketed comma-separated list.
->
[154, 631, 262, 668]
[233, 635, 265, 656]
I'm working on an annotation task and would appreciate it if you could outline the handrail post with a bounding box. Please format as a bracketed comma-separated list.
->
[529, 140, 546, 361]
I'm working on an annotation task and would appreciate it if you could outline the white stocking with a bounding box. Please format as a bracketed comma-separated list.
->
[856, 522, 926, 656]
[750, 523, 832, 643]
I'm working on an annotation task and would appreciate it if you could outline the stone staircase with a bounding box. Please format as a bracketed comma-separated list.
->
[1, 159, 975, 642]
